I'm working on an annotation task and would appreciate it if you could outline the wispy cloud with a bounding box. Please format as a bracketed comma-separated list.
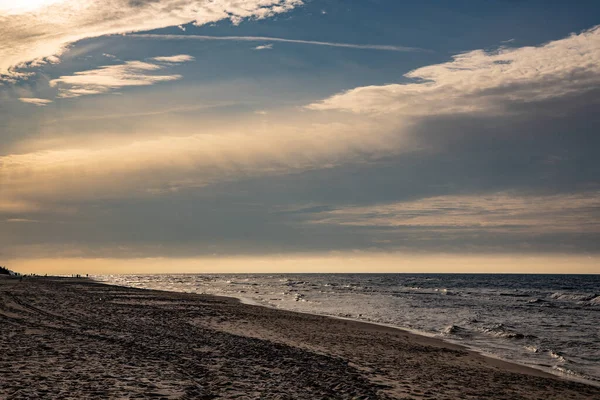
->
[307, 26, 600, 115]
[254, 44, 274, 51]
[49, 56, 193, 98]
[129, 34, 423, 52]
[0, 0, 303, 81]
[19, 98, 52, 106]
[308, 192, 600, 234]
[152, 55, 195, 63]
[5, 218, 41, 224]
[0, 118, 397, 210]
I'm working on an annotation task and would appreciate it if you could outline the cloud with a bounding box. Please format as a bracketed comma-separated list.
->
[19, 98, 52, 106]
[0, 118, 399, 210]
[0, 0, 303, 80]
[152, 55, 195, 63]
[254, 44, 274, 51]
[308, 192, 600, 234]
[49, 56, 193, 98]
[3, 27, 600, 261]
[4, 27, 600, 213]
[307, 26, 600, 115]
[0, 199, 41, 214]
[129, 34, 423, 52]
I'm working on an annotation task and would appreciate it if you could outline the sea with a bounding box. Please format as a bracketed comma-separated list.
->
[94, 273, 600, 384]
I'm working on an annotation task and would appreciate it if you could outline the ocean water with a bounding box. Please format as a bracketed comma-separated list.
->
[95, 273, 600, 383]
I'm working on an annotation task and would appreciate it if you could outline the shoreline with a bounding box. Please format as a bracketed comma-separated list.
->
[232, 296, 600, 386]
[102, 277, 599, 387]
[235, 295, 555, 378]
[141, 286, 559, 380]
[2, 276, 600, 399]
[321, 313, 599, 387]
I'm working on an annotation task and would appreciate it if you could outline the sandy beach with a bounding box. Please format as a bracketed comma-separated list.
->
[1, 277, 599, 399]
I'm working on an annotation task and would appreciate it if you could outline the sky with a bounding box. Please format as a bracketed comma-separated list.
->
[1, 0, 599, 274]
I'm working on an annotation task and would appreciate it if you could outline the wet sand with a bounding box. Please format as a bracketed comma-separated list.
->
[1, 276, 599, 399]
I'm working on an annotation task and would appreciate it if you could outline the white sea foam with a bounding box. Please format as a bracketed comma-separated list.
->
[524, 345, 539, 353]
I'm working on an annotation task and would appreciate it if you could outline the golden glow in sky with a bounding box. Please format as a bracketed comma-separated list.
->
[10, 254, 600, 275]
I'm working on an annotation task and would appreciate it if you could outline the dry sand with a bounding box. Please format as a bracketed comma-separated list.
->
[1, 276, 599, 399]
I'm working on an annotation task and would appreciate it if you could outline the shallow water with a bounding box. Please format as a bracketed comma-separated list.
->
[95, 273, 600, 383]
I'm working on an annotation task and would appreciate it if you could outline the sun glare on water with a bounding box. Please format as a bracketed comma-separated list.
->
[0, 0, 65, 14]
